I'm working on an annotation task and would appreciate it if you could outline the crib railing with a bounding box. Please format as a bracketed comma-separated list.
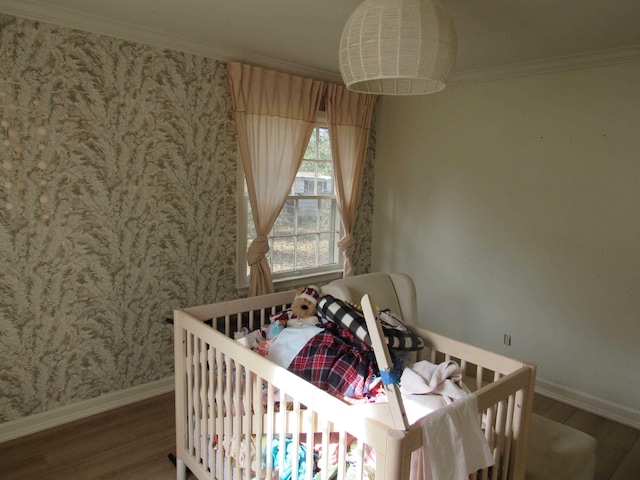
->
[414, 328, 536, 480]
[174, 292, 535, 480]
[175, 298, 408, 480]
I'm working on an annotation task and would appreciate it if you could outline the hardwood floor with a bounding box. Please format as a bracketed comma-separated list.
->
[531, 394, 640, 480]
[0, 392, 638, 480]
[0, 392, 182, 480]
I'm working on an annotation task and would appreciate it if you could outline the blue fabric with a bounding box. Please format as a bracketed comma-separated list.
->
[266, 436, 309, 480]
[380, 368, 400, 386]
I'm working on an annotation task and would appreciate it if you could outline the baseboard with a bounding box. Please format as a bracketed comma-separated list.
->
[0, 376, 175, 443]
[536, 377, 640, 430]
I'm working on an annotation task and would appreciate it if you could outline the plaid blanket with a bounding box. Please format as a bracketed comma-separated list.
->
[287, 322, 378, 399]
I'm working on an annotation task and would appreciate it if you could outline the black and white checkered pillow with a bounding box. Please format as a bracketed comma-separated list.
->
[317, 295, 423, 351]
[317, 295, 371, 345]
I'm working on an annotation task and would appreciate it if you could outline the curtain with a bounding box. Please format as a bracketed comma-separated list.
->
[325, 84, 377, 277]
[228, 62, 325, 296]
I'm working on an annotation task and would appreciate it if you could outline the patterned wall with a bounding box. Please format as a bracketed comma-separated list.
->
[0, 15, 375, 423]
[0, 15, 240, 423]
[353, 109, 376, 276]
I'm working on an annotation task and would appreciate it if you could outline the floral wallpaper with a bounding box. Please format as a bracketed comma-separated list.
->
[352, 108, 376, 276]
[0, 15, 240, 423]
[0, 14, 375, 424]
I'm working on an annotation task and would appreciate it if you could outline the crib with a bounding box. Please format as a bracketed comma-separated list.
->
[173, 275, 536, 480]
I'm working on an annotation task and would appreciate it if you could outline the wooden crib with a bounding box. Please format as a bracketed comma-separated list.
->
[173, 290, 536, 480]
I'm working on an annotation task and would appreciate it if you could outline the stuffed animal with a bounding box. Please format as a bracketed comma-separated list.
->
[266, 285, 320, 337]
[289, 285, 321, 326]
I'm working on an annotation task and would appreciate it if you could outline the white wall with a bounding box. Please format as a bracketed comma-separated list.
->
[372, 61, 640, 421]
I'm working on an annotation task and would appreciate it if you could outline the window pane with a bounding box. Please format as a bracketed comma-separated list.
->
[291, 176, 302, 195]
[318, 127, 331, 160]
[273, 199, 295, 235]
[298, 199, 318, 234]
[318, 159, 332, 176]
[318, 232, 338, 266]
[318, 161, 333, 194]
[295, 161, 316, 195]
[304, 131, 316, 159]
[303, 179, 314, 194]
[318, 199, 332, 231]
[241, 123, 343, 284]
[297, 161, 316, 195]
[272, 236, 295, 273]
[300, 159, 315, 173]
[297, 234, 318, 269]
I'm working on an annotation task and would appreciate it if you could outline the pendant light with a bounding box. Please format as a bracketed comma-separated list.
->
[339, 0, 456, 95]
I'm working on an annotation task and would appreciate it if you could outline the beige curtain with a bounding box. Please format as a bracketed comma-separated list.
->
[228, 62, 325, 296]
[325, 84, 377, 277]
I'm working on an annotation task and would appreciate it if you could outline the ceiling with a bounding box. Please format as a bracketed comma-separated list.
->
[2, 0, 640, 83]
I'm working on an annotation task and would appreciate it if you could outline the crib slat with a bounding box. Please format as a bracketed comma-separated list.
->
[187, 333, 195, 455]
[477, 365, 485, 391]
[502, 394, 517, 479]
[253, 374, 265, 479]
[303, 410, 316, 480]
[318, 417, 331, 479]
[236, 311, 242, 334]
[291, 399, 301, 480]
[278, 388, 288, 480]
[233, 359, 242, 479]
[224, 314, 231, 337]
[490, 378, 506, 480]
[490, 398, 507, 480]
[223, 354, 233, 478]
[352, 438, 365, 479]
[193, 338, 201, 463]
[337, 429, 347, 480]
[214, 349, 224, 476]
[207, 345, 215, 475]
[242, 368, 253, 478]
[461, 359, 468, 377]
[198, 339, 208, 470]
[265, 382, 275, 479]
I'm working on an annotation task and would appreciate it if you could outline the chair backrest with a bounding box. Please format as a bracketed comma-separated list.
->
[321, 272, 418, 326]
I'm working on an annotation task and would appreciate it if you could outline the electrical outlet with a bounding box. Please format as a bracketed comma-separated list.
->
[503, 334, 512, 346]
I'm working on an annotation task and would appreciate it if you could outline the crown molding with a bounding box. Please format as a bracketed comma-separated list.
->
[0, 0, 342, 83]
[1, 0, 640, 85]
[450, 45, 640, 85]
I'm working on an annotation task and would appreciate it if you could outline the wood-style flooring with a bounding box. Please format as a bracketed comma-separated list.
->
[0, 392, 638, 480]
[0, 392, 179, 480]
[531, 394, 640, 480]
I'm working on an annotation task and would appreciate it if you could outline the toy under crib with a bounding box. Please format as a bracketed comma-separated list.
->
[173, 273, 536, 480]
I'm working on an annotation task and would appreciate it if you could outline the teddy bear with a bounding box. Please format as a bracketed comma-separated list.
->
[266, 285, 320, 338]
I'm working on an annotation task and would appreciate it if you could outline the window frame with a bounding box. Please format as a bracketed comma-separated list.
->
[236, 114, 344, 291]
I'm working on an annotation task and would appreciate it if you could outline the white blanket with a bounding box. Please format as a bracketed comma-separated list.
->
[420, 393, 494, 480]
[400, 360, 470, 403]
[401, 361, 493, 480]
[267, 325, 322, 368]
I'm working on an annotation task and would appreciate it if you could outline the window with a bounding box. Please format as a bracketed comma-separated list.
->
[239, 120, 343, 287]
